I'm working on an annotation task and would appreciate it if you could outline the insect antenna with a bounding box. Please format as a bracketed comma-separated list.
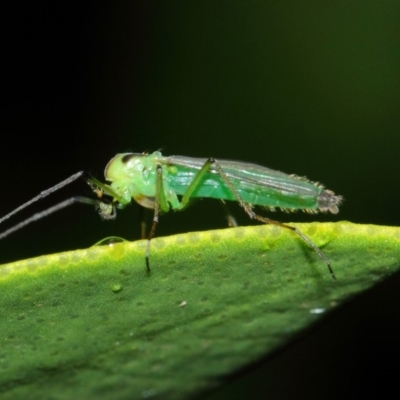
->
[0, 172, 104, 240]
[0, 172, 86, 225]
[0, 197, 100, 240]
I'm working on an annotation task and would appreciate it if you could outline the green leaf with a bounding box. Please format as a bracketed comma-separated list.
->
[0, 222, 399, 399]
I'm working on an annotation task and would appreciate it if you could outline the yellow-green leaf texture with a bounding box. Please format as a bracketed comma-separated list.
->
[0, 222, 399, 399]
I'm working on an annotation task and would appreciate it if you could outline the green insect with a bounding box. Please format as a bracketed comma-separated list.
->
[0, 151, 342, 279]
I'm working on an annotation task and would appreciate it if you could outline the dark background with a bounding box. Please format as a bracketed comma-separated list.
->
[1, 2, 400, 399]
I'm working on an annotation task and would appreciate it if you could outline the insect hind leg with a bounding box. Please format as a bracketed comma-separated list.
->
[211, 159, 336, 280]
[253, 214, 335, 280]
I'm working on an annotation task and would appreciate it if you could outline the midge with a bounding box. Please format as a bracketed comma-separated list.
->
[0, 151, 342, 279]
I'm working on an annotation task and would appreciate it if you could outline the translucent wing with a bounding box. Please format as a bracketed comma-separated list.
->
[159, 155, 320, 196]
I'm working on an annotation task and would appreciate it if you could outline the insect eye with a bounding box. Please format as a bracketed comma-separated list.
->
[121, 154, 136, 164]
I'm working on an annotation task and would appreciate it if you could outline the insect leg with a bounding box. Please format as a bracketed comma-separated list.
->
[86, 176, 123, 202]
[138, 206, 147, 240]
[253, 214, 336, 280]
[145, 164, 170, 272]
[220, 201, 238, 228]
[211, 159, 336, 280]
[177, 158, 215, 209]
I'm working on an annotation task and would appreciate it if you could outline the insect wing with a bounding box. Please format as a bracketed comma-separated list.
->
[162, 155, 320, 197]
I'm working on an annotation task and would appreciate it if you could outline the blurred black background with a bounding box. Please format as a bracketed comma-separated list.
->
[1, 2, 400, 399]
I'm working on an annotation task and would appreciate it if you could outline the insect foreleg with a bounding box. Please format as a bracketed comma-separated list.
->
[145, 164, 170, 272]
